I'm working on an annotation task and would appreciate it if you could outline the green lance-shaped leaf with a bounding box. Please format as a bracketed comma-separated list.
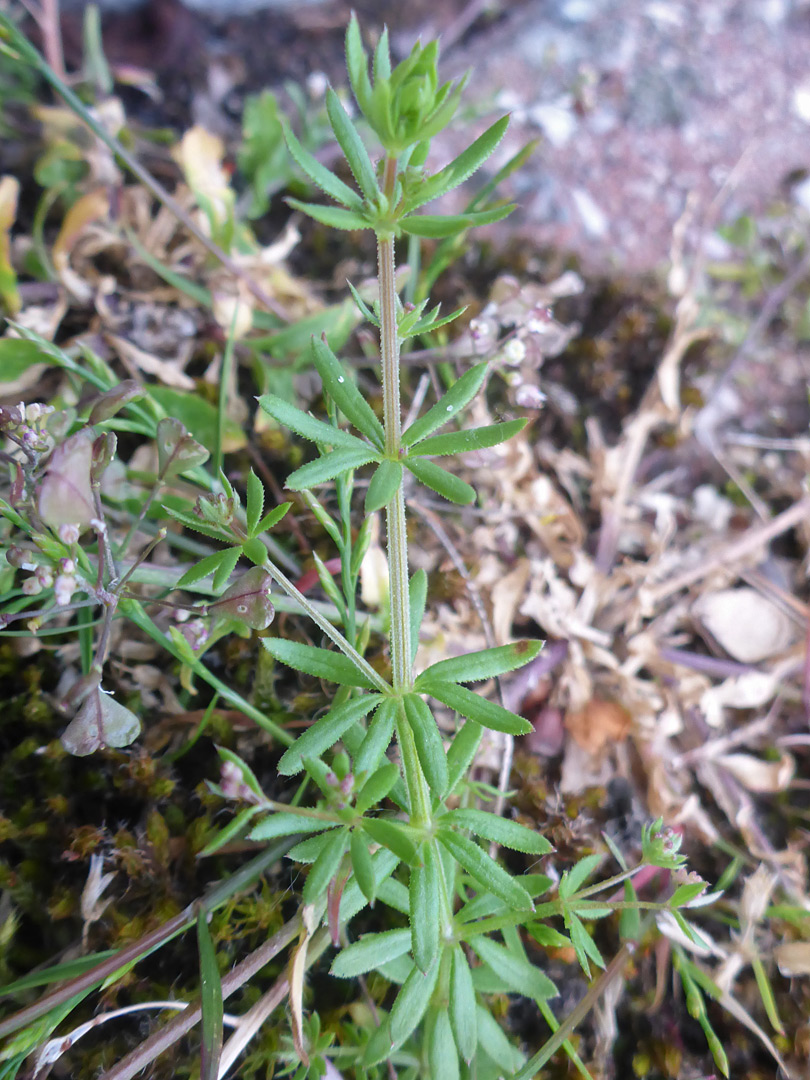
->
[389, 956, 441, 1050]
[362, 817, 419, 866]
[350, 828, 377, 904]
[245, 470, 265, 536]
[403, 115, 510, 213]
[276, 694, 382, 775]
[355, 761, 400, 814]
[404, 456, 476, 504]
[476, 1005, 525, 1072]
[354, 697, 397, 778]
[559, 853, 605, 899]
[198, 805, 262, 857]
[311, 334, 386, 449]
[400, 204, 515, 238]
[408, 418, 527, 457]
[402, 362, 489, 447]
[347, 279, 380, 326]
[326, 87, 380, 202]
[287, 831, 339, 863]
[262, 638, 377, 689]
[197, 909, 223, 1080]
[417, 639, 543, 686]
[402, 694, 448, 798]
[437, 828, 534, 912]
[281, 116, 364, 210]
[345, 14, 374, 122]
[365, 459, 403, 514]
[285, 198, 371, 231]
[401, 302, 467, 340]
[286, 446, 380, 490]
[163, 505, 233, 543]
[422, 679, 532, 736]
[449, 946, 477, 1062]
[408, 569, 428, 666]
[470, 936, 558, 1000]
[249, 814, 337, 842]
[258, 393, 371, 451]
[331, 927, 412, 979]
[176, 546, 241, 589]
[446, 720, 483, 795]
[410, 842, 441, 973]
[302, 826, 350, 904]
[441, 809, 553, 856]
[427, 1007, 460, 1080]
[372, 24, 391, 84]
[565, 910, 605, 978]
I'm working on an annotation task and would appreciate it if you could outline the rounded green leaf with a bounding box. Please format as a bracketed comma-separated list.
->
[362, 817, 419, 866]
[355, 761, 400, 815]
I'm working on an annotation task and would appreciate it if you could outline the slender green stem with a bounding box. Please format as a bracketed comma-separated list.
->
[261, 559, 391, 695]
[378, 157, 411, 695]
[395, 707, 431, 828]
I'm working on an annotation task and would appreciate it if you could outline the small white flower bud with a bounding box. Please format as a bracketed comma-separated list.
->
[57, 523, 81, 545]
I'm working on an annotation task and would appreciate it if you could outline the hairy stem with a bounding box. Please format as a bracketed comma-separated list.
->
[378, 159, 411, 695]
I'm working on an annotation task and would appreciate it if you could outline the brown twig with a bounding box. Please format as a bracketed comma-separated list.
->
[99, 916, 302, 1080]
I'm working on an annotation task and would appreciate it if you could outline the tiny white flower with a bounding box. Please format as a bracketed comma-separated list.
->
[502, 338, 527, 366]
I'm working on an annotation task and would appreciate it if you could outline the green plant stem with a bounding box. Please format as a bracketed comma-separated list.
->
[378, 161, 411, 695]
[261, 558, 390, 694]
[395, 706, 431, 828]
[513, 939, 639, 1080]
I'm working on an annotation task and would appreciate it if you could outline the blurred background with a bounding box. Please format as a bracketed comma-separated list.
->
[20, 0, 810, 274]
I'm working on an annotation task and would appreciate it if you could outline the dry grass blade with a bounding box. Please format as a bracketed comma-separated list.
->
[0, 14, 290, 323]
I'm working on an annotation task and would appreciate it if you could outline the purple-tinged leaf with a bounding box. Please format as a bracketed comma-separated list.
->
[38, 430, 95, 531]
[61, 686, 141, 756]
[156, 418, 209, 479]
[87, 380, 144, 425]
[208, 566, 275, 630]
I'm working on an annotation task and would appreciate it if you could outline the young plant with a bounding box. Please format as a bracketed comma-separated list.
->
[0, 15, 715, 1080]
[208, 18, 710, 1078]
